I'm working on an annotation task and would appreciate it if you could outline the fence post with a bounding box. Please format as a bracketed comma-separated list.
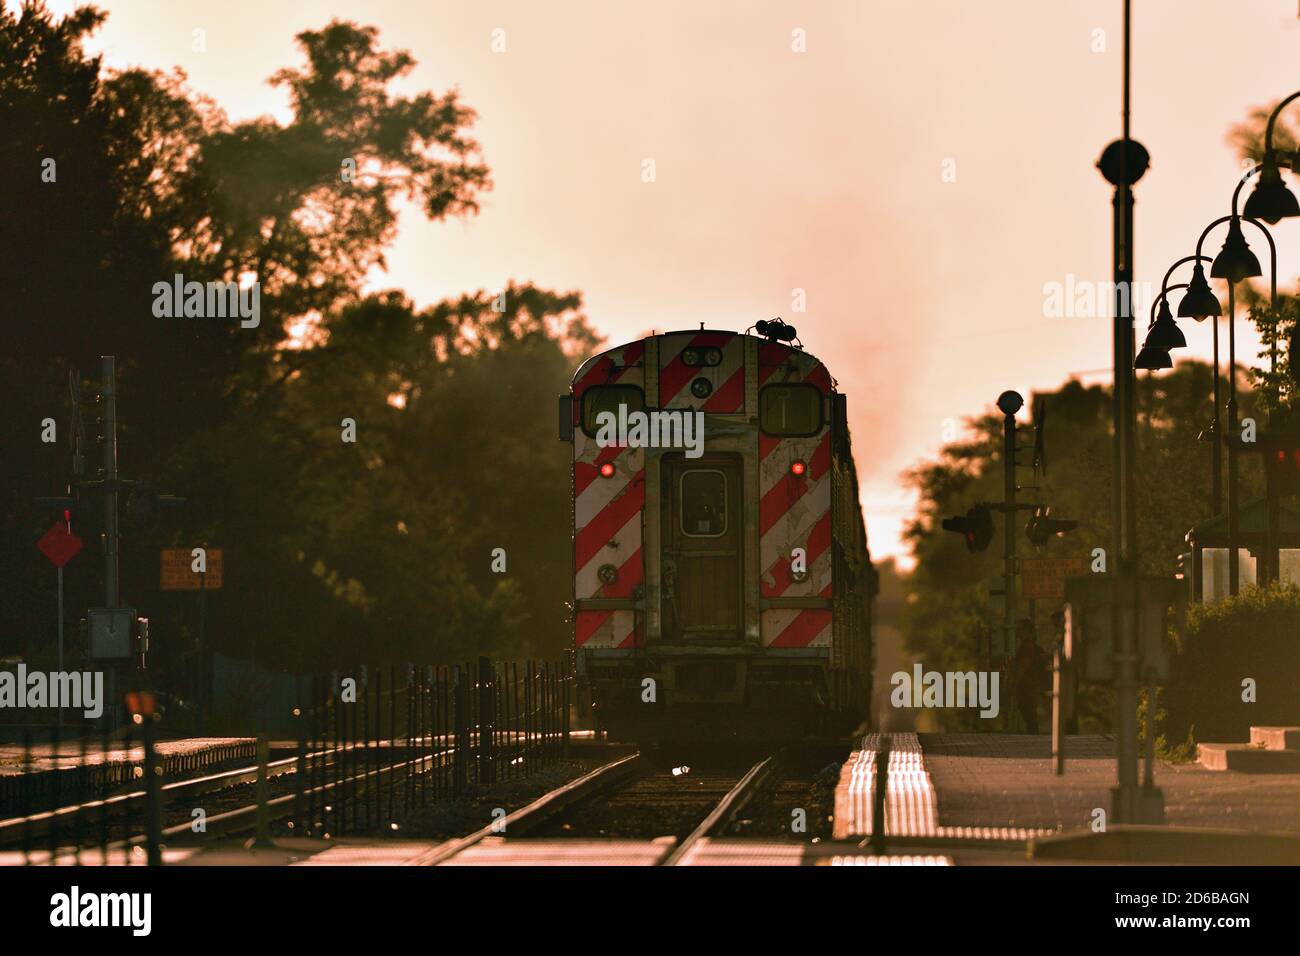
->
[295, 693, 308, 834]
[76, 728, 88, 863]
[524, 659, 533, 772]
[249, 734, 274, 849]
[563, 663, 571, 761]
[49, 721, 60, 863]
[425, 665, 435, 806]
[20, 729, 31, 865]
[405, 665, 414, 815]
[372, 667, 382, 830]
[332, 670, 343, 838]
[99, 724, 110, 863]
[543, 662, 552, 767]
[453, 665, 467, 797]
[477, 657, 492, 785]
[143, 714, 163, 866]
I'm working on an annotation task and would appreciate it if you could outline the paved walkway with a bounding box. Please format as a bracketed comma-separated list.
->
[921, 734, 1300, 833]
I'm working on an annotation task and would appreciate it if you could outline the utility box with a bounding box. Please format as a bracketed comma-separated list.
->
[1064, 575, 1181, 683]
[88, 607, 136, 660]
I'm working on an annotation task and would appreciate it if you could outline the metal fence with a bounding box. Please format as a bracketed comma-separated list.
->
[0, 657, 572, 865]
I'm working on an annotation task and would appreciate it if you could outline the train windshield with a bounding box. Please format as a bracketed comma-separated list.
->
[759, 384, 823, 436]
[581, 384, 645, 435]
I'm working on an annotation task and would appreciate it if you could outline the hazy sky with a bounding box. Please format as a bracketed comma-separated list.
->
[53, 0, 1300, 565]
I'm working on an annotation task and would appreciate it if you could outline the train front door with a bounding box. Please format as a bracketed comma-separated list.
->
[661, 454, 742, 642]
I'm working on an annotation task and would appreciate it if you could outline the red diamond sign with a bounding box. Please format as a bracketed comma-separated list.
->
[36, 522, 82, 569]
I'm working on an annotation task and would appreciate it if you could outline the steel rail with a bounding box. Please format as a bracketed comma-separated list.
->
[413, 752, 643, 866]
[661, 752, 780, 866]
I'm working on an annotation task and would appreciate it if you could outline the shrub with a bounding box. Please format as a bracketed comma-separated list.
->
[1160, 584, 1300, 744]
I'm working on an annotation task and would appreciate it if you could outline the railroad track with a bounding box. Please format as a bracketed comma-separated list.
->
[2, 726, 591, 863]
[421, 748, 785, 866]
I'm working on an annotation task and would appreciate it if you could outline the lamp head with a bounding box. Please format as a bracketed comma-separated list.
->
[1146, 298, 1186, 350]
[1243, 158, 1300, 225]
[1210, 217, 1262, 282]
[1134, 343, 1173, 370]
[1177, 263, 1221, 321]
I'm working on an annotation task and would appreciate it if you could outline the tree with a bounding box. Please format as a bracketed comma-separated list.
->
[1, 5, 593, 690]
[901, 365, 1262, 731]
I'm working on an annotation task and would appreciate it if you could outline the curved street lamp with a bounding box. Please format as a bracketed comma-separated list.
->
[1135, 283, 1190, 370]
[1243, 90, 1300, 225]
[1144, 188, 1282, 596]
[1191, 201, 1279, 594]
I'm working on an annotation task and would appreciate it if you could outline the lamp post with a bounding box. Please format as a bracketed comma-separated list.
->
[1096, 0, 1152, 825]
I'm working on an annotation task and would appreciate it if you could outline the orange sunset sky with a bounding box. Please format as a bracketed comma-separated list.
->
[51, 0, 1300, 566]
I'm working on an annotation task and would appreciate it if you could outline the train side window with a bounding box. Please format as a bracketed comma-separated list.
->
[680, 470, 727, 538]
[581, 385, 645, 436]
[759, 384, 823, 436]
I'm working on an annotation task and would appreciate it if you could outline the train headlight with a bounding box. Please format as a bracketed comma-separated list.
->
[790, 459, 807, 477]
[683, 347, 722, 367]
[690, 377, 713, 399]
[599, 461, 616, 478]
[598, 564, 618, 585]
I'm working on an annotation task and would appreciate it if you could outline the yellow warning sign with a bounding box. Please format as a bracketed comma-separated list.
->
[160, 548, 223, 591]
[1020, 557, 1086, 601]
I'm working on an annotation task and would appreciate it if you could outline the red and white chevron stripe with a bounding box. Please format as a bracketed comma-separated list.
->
[757, 343, 834, 648]
[573, 341, 646, 649]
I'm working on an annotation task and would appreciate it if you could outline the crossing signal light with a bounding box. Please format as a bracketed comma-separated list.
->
[1025, 506, 1078, 548]
[125, 489, 188, 526]
[1268, 439, 1300, 496]
[941, 504, 995, 552]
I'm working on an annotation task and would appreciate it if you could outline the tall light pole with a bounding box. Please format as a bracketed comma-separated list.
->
[1096, 0, 1151, 824]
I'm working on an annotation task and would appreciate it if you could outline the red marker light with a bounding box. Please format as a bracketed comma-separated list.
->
[790, 460, 807, 477]
[599, 461, 616, 478]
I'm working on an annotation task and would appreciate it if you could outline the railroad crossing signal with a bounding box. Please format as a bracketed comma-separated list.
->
[1024, 506, 1079, 548]
[1262, 431, 1300, 497]
[941, 504, 995, 552]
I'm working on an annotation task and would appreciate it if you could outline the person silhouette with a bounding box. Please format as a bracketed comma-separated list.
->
[1013, 619, 1046, 734]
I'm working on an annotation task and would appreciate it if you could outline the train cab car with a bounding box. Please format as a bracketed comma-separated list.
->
[559, 323, 875, 741]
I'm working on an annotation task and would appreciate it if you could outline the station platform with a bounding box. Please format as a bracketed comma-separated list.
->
[919, 732, 1300, 834]
[833, 732, 1300, 863]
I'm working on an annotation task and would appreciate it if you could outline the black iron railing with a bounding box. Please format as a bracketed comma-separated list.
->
[0, 657, 572, 864]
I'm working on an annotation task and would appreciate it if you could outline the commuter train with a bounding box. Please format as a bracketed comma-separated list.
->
[559, 322, 875, 740]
